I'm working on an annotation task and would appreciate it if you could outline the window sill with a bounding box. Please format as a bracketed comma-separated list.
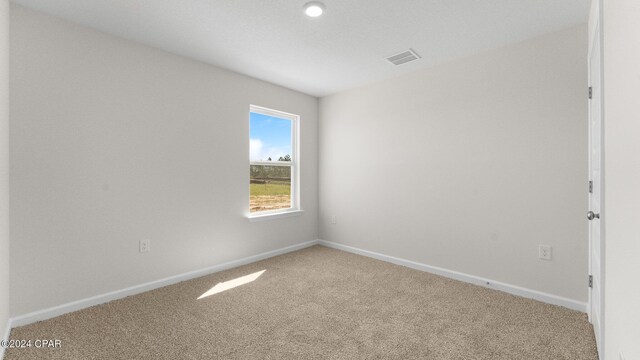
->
[247, 209, 304, 223]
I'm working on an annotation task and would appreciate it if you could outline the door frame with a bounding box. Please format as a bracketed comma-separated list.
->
[587, 0, 604, 358]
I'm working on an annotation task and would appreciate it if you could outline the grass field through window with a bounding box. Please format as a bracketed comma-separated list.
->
[250, 163, 292, 213]
[250, 182, 291, 213]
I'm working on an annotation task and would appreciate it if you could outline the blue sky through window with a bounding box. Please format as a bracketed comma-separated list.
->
[250, 112, 292, 161]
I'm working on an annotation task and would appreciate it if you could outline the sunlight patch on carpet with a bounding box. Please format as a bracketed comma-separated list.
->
[197, 270, 266, 299]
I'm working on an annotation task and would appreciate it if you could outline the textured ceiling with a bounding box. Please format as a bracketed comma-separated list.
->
[11, 0, 590, 97]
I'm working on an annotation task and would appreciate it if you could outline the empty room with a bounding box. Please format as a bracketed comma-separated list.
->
[0, 0, 638, 359]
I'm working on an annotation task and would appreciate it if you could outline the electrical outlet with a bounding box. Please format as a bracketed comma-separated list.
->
[331, 215, 337, 225]
[140, 239, 151, 253]
[539, 245, 551, 260]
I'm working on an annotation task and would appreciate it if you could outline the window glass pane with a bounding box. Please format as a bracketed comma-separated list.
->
[250, 165, 291, 213]
[250, 112, 292, 162]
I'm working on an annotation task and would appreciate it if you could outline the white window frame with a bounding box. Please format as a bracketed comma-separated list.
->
[247, 104, 302, 221]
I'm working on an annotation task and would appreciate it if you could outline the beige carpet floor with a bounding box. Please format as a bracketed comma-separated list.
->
[6, 245, 597, 359]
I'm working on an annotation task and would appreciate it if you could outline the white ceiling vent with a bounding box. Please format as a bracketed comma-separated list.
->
[386, 49, 421, 66]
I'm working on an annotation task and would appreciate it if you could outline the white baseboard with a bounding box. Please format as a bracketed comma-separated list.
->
[9, 238, 586, 332]
[10, 240, 320, 328]
[0, 317, 11, 360]
[318, 239, 587, 313]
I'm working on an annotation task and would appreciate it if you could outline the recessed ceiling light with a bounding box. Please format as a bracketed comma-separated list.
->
[304, 1, 325, 17]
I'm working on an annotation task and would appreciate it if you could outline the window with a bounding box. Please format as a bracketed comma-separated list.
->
[249, 105, 300, 217]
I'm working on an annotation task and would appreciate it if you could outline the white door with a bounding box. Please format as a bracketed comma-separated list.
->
[587, 1, 603, 357]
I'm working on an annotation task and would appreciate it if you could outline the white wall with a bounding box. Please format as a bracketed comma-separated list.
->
[10, 5, 318, 317]
[319, 25, 588, 303]
[0, 0, 10, 350]
[602, 0, 640, 359]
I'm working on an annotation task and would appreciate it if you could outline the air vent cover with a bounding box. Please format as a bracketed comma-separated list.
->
[386, 49, 421, 65]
